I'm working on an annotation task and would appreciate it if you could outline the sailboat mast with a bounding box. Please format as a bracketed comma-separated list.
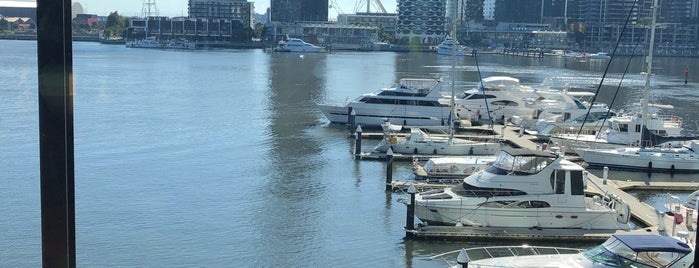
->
[449, 3, 457, 142]
[641, 0, 658, 148]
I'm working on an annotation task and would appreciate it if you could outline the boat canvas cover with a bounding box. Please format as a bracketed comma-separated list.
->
[613, 234, 691, 254]
[502, 147, 556, 158]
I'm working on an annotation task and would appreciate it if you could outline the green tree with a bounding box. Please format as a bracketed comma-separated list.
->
[103, 11, 126, 38]
[0, 18, 9, 32]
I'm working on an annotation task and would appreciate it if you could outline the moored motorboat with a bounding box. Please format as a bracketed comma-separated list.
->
[317, 78, 472, 128]
[435, 35, 470, 56]
[274, 37, 324, 53]
[435, 234, 694, 268]
[414, 148, 632, 230]
[373, 120, 501, 156]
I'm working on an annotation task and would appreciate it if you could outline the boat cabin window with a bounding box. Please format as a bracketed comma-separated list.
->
[490, 100, 519, 106]
[461, 94, 496, 100]
[570, 170, 584, 195]
[550, 170, 566, 194]
[572, 99, 587, 109]
[486, 151, 554, 175]
[451, 183, 526, 198]
[583, 238, 687, 268]
[635, 124, 641, 133]
[617, 123, 628, 133]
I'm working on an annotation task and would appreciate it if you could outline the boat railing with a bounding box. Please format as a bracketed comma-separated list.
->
[430, 245, 584, 267]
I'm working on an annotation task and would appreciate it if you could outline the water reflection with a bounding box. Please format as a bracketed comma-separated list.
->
[260, 52, 329, 265]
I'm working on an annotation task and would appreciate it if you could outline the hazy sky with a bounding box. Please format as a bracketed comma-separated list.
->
[12, 0, 398, 18]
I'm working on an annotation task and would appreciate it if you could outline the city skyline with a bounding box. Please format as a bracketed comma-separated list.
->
[7, 0, 398, 18]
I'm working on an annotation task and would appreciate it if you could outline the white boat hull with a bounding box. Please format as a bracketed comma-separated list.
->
[575, 147, 699, 172]
[317, 102, 456, 127]
[416, 196, 628, 230]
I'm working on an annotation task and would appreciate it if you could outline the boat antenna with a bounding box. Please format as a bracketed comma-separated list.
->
[574, 0, 638, 138]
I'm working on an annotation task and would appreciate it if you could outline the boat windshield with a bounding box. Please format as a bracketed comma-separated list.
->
[485, 150, 555, 175]
[583, 238, 687, 268]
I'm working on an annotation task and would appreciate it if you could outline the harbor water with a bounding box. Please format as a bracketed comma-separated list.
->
[2, 40, 699, 267]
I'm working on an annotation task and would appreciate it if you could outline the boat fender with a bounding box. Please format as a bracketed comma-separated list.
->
[675, 213, 684, 224]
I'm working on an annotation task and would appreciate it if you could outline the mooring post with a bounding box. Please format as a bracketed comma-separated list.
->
[657, 209, 666, 232]
[603, 166, 609, 185]
[348, 107, 355, 134]
[354, 125, 363, 158]
[385, 148, 394, 191]
[456, 248, 470, 268]
[405, 184, 416, 238]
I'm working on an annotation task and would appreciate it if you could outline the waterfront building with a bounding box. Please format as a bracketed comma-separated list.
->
[268, 22, 379, 49]
[0, 0, 36, 21]
[188, 0, 254, 28]
[396, 0, 447, 44]
[337, 12, 398, 37]
[270, 0, 329, 23]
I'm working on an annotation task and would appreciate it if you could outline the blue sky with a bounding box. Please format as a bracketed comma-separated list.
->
[9, 0, 397, 18]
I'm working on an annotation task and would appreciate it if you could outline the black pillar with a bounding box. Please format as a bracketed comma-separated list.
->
[385, 149, 394, 191]
[354, 125, 362, 158]
[37, 0, 76, 267]
[405, 185, 416, 238]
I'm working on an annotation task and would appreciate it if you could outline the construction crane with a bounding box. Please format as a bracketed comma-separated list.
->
[329, 0, 346, 15]
[353, 0, 387, 14]
[141, 0, 159, 18]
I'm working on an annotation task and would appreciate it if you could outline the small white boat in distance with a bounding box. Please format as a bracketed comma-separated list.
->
[373, 121, 500, 156]
[274, 37, 324, 53]
[437, 234, 694, 268]
[436, 35, 470, 56]
[126, 37, 162, 48]
[587, 52, 611, 59]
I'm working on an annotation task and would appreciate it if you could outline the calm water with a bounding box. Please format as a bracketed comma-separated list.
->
[1, 40, 699, 267]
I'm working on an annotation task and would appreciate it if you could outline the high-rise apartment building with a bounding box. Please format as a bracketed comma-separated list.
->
[396, 0, 447, 41]
[270, 0, 329, 22]
[188, 0, 254, 28]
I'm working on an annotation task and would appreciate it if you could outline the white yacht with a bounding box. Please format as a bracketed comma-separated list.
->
[274, 37, 324, 53]
[574, 140, 699, 172]
[126, 37, 162, 48]
[317, 78, 471, 127]
[572, 1, 699, 173]
[163, 38, 195, 50]
[548, 111, 686, 151]
[587, 52, 611, 59]
[414, 148, 632, 230]
[436, 36, 470, 56]
[456, 76, 608, 127]
[413, 156, 497, 181]
[372, 121, 501, 156]
[438, 234, 694, 268]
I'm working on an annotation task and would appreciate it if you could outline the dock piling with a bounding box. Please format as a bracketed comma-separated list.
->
[348, 107, 356, 135]
[385, 148, 394, 191]
[354, 125, 363, 158]
[405, 184, 416, 238]
[456, 248, 470, 268]
[603, 167, 609, 185]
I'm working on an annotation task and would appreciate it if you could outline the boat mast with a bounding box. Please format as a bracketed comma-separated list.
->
[641, 0, 658, 149]
[449, 3, 457, 143]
